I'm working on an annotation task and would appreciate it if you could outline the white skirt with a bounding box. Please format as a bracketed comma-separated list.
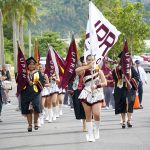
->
[78, 86, 104, 104]
[49, 83, 59, 95]
[58, 88, 66, 94]
[41, 87, 50, 97]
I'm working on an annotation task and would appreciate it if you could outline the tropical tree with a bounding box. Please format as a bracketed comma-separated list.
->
[78, 0, 150, 59]
[0, 0, 39, 71]
[35, 32, 67, 57]
[0, 8, 4, 65]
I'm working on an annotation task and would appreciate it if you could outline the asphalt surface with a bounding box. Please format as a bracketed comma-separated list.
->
[0, 74, 150, 150]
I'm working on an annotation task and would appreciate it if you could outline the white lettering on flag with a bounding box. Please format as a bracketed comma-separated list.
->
[84, 2, 121, 64]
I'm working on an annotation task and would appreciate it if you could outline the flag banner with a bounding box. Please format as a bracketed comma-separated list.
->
[45, 50, 55, 78]
[49, 46, 59, 75]
[84, 1, 121, 64]
[120, 40, 132, 89]
[61, 37, 78, 89]
[54, 49, 66, 77]
[16, 43, 28, 96]
[34, 41, 40, 64]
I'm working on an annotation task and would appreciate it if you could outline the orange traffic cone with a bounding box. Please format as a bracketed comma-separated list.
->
[100, 99, 106, 108]
[133, 93, 140, 109]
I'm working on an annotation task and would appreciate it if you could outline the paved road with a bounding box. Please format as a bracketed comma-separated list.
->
[0, 74, 150, 150]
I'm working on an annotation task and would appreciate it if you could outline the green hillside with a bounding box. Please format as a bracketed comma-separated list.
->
[31, 0, 89, 38]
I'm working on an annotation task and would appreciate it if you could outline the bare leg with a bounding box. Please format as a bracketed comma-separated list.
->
[82, 119, 87, 132]
[121, 113, 126, 128]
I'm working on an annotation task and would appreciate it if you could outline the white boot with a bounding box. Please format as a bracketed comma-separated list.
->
[48, 109, 53, 123]
[56, 106, 60, 118]
[38, 117, 41, 127]
[86, 122, 95, 142]
[40, 114, 44, 125]
[94, 121, 100, 140]
[59, 104, 63, 116]
[45, 108, 49, 121]
[53, 107, 57, 121]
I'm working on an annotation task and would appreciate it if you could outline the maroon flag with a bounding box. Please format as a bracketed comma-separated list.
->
[54, 49, 66, 77]
[45, 50, 55, 78]
[16, 43, 28, 96]
[61, 37, 78, 89]
[120, 40, 132, 89]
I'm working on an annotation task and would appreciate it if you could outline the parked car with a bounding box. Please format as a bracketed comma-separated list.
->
[140, 61, 150, 73]
[141, 53, 150, 62]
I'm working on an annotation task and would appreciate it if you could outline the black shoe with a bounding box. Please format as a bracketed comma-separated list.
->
[127, 121, 132, 128]
[0, 119, 3, 122]
[34, 123, 39, 130]
[122, 122, 126, 129]
[139, 105, 143, 109]
[28, 126, 32, 132]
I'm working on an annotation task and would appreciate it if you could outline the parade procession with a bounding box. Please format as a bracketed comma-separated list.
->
[0, 0, 150, 150]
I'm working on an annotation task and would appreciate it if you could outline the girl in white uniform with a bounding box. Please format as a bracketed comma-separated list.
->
[76, 55, 107, 142]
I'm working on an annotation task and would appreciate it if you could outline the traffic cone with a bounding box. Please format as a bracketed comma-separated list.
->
[100, 99, 106, 108]
[133, 93, 140, 109]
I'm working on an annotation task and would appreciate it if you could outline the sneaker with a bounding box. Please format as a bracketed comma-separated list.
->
[0, 119, 2, 122]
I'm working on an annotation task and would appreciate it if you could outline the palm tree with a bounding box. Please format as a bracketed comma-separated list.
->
[18, 0, 39, 54]
[1, 0, 39, 72]
[0, 9, 5, 66]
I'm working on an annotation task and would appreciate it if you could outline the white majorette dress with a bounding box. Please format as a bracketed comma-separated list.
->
[41, 74, 50, 97]
[49, 75, 59, 95]
[78, 69, 104, 106]
[58, 87, 66, 94]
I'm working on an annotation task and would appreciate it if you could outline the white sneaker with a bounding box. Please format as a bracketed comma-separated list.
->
[86, 134, 95, 142]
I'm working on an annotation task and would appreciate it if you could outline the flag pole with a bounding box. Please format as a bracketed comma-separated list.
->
[89, 0, 95, 95]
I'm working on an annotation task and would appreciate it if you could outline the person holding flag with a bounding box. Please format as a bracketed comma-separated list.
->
[54, 50, 66, 116]
[76, 54, 107, 142]
[112, 40, 139, 129]
[18, 52, 45, 132]
[45, 47, 60, 122]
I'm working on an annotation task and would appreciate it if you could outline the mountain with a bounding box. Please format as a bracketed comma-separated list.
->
[30, 0, 89, 38]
